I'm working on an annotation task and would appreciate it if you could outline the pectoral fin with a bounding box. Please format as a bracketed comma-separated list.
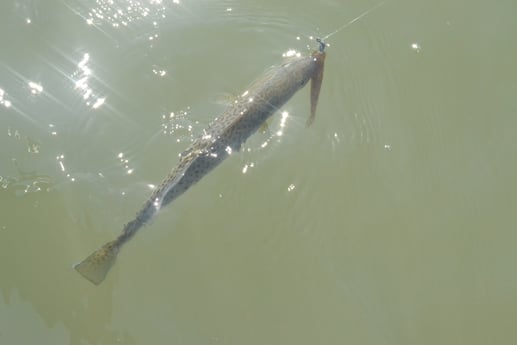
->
[307, 51, 326, 126]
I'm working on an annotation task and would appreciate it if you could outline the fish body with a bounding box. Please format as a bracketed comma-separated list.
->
[74, 42, 326, 285]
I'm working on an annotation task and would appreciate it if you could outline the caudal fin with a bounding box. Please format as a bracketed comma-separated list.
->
[74, 240, 119, 285]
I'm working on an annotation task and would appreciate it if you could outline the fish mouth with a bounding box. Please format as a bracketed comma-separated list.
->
[316, 38, 327, 53]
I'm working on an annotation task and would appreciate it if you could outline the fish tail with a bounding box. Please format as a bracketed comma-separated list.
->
[74, 240, 120, 285]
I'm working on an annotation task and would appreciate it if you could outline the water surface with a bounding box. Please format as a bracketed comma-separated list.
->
[1, 0, 517, 344]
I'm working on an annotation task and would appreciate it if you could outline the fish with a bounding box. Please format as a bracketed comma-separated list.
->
[74, 38, 327, 285]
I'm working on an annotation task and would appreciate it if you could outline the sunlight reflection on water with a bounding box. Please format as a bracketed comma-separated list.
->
[2, 1, 517, 345]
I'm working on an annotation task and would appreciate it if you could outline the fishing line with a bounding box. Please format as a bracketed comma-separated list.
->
[321, 1, 386, 42]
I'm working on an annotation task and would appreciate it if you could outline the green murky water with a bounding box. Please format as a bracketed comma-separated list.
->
[1, 0, 516, 344]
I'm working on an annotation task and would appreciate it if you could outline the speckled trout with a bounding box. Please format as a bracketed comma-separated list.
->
[74, 39, 326, 285]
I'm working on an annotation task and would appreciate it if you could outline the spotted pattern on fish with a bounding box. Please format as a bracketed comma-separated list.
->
[74, 46, 326, 285]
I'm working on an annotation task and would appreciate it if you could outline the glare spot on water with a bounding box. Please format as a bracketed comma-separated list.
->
[78, 53, 90, 68]
[279, 111, 288, 128]
[152, 68, 167, 77]
[28, 81, 43, 94]
[92, 97, 105, 109]
[226, 7, 232, 12]
[282, 50, 301, 58]
[411, 42, 422, 52]
[75, 77, 88, 90]
[73, 52, 106, 109]
[0, 88, 12, 108]
[83, 0, 171, 28]
[26, 18, 31, 24]
[242, 162, 254, 174]
[117, 152, 134, 175]
[161, 107, 195, 139]
[83, 89, 92, 100]
[56, 155, 66, 173]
